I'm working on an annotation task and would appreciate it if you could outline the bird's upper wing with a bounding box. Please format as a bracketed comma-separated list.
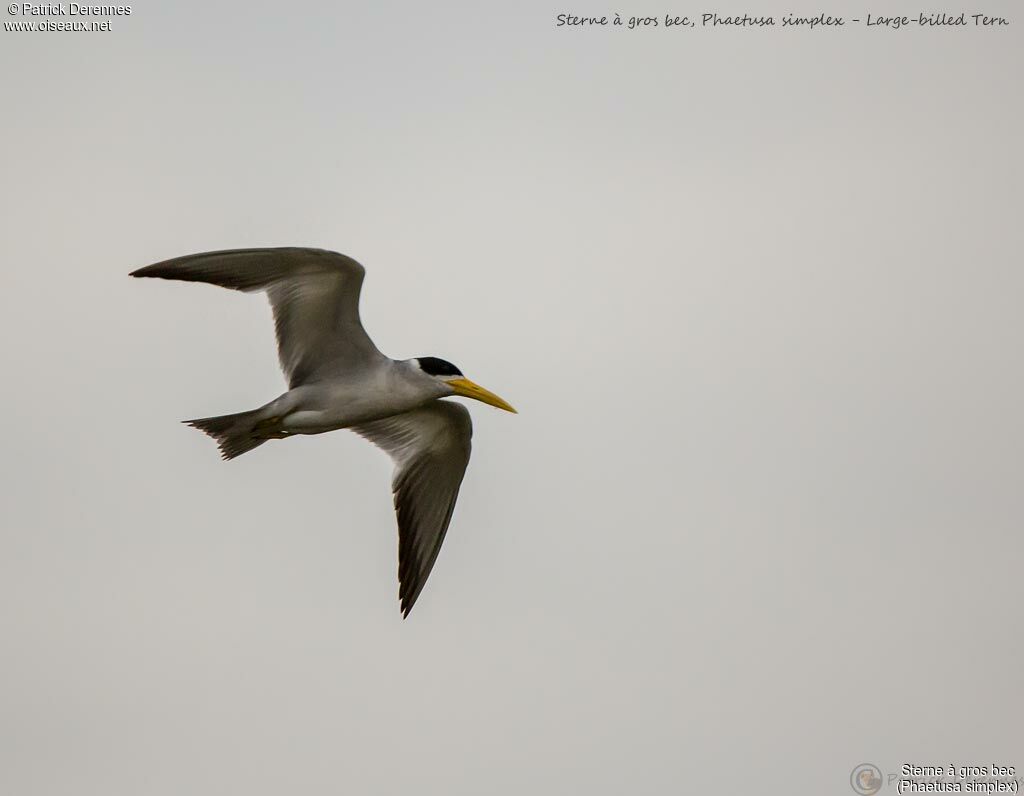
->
[131, 247, 384, 387]
[352, 401, 473, 617]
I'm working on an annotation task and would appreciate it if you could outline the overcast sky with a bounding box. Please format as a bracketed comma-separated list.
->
[1, 1, 1021, 793]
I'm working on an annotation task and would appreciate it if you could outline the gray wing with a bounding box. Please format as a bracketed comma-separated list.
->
[131, 247, 384, 387]
[352, 401, 473, 617]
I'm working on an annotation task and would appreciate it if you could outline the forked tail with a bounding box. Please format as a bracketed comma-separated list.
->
[184, 409, 270, 460]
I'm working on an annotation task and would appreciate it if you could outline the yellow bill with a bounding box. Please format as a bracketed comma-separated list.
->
[447, 378, 517, 413]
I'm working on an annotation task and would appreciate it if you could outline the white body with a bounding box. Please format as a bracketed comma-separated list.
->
[268, 359, 450, 434]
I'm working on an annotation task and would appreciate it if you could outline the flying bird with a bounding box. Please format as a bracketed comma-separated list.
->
[131, 247, 516, 616]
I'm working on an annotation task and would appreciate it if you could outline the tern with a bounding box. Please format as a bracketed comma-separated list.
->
[131, 247, 516, 616]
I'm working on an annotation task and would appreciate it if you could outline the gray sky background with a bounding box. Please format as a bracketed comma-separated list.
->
[1, 1, 1021, 793]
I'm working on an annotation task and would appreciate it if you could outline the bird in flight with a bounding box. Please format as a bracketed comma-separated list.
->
[131, 247, 516, 616]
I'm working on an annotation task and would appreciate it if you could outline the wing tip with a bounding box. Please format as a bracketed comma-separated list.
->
[400, 580, 428, 618]
[129, 264, 162, 279]
[399, 591, 417, 619]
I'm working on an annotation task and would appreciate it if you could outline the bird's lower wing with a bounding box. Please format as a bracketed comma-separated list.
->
[131, 247, 384, 386]
[352, 401, 473, 617]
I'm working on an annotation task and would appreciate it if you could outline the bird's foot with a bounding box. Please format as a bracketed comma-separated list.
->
[254, 416, 289, 439]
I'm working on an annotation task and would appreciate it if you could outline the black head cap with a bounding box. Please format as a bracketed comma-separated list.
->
[416, 357, 463, 377]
